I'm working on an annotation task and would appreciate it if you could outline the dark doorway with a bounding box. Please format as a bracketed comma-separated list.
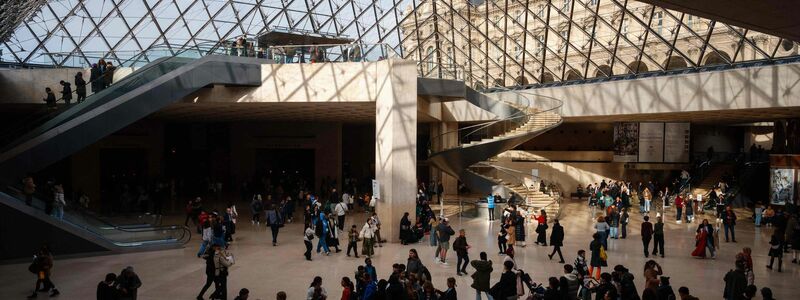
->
[255, 149, 315, 193]
[100, 148, 147, 213]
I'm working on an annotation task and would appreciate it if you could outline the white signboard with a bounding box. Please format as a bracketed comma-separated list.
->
[638, 122, 665, 162]
[531, 169, 539, 178]
[664, 123, 691, 163]
[371, 179, 380, 200]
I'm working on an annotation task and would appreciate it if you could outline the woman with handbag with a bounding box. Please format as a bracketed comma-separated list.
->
[588, 233, 605, 280]
[27, 246, 59, 298]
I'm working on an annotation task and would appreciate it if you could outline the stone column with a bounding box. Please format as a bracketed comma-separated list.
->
[430, 122, 459, 198]
[375, 59, 417, 243]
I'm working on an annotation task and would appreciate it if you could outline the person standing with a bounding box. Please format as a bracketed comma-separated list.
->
[608, 206, 619, 239]
[116, 266, 142, 300]
[515, 210, 527, 247]
[103, 62, 116, 89]
[59, 80, 72, 105]
[754, 202, 764, 227]
[620, 208, 630, 239]
[27, 246, 59, 298]
[307, 276, 328, 300]
[266, 204, 283, 246]
[588, 233, 605, 280]
[97, 273, 117, 300]
[641, 215, 653, 258]
[74, 72, 87, 103]
[400, 212, 412, 245]
[436, 218, 455, 264]
[437, 181, 444, 204]
[548, 219, 565, 263]
[723, 261, 747, 300]
[304, 221, 315, 261]
[535, 210, 548, 246]
[90, 63, 101, 93]
[369, 213, 385, 247]
[652, 216, 665, 257]
[359, 218, 376, 258]
[43, 87, 57, 109]
[327, 214, 342, 253]
[470, 252, 493, 300]
[406, 249, 427, 281]
[675, 194, 684, 223]
[23, 175, 36, 206]
[487, 193, 495, 221]
[453, 229, 470, 276]
[250, 195, 263, 225]
[347, 224, 360, 258]
[723, 206, 737, 243]
[53, 184, 65, 220]
[334, 200, 348, 231]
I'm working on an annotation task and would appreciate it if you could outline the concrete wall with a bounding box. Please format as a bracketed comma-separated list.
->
[0, 67, 134, 104]
[504, 62, 800, 117]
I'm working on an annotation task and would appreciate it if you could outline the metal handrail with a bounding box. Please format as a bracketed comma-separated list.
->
[472, 162, 564, 220]
[267, 43, 400, 63]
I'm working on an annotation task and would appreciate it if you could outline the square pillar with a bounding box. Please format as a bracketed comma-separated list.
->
[375, 59, 417, 243]
[430, 122, 458, 198]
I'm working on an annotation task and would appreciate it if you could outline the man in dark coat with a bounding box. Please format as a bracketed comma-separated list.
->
[723, 261, 747, 300]
[548, 219, 565, 263]
[59, 80, 72, 104]
[43, 87, 57, 109]
[453, 229, 470, 276]
[470, 252, 493, 298]
[74, 72, 87, 102]
[90, 63, 100, 93]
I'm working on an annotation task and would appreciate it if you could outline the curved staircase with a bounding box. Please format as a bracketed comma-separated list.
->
[423, 82, 564, 219]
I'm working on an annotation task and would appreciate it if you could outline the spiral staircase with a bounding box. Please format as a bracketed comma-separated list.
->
[419, 76, 564, 219]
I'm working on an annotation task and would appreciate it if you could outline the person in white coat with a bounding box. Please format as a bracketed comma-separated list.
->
[334, 200, 348, 231]
[360, 219, 377, 258]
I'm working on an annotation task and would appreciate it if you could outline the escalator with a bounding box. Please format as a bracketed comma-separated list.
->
[0, 45, 263, 260]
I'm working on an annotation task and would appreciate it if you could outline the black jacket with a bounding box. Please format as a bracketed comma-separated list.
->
[96, 281, 117, 300]
[490, 271, 518, 299]
[453, 236, 468, 256]
[550, 224, 564, 246]
[75, 76, 87, 94]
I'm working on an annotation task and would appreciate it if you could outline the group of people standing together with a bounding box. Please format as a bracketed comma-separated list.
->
[42, 59, 116, 108]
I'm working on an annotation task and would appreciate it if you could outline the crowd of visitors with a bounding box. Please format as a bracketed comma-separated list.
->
[42, 58, 113, 109]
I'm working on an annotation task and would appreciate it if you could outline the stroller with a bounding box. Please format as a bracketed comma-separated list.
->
[518, 269, 546, 299]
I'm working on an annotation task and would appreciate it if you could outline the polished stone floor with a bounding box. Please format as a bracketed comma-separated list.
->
[1, 199, 797, 299]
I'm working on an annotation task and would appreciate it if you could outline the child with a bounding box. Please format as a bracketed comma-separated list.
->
[574, 249, 588, 277]
[498, 224, 508, 255]
[767, 233, 784, 272]
[347, 224, 360, 258]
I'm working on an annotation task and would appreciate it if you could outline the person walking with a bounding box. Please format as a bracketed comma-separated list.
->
[59, 80, 72, 105]
[347, 224, 360, 258]
[548, 219, 565, 263]
[723, 261, 747, 300]
[250, 195, 263, 225]
[436, 218, 456, 264]
[652, 216, 665, 257]
[53, 184, 66, 220]
[74, 72, 87, 103]
[453, 229, 470, 276]
[470, 252, 493, 300]
[334, 200, 348, 231]
[304, 221, 315, 261]
[316, 212, 331, 255]
[675, 194, 684, 223]
[400, 212, 412, 245]
[535, 209, 548, 246]
[722, 206, 737, 243]
[116, 266, 142, 300]
[620, 208, 630, 239]
[766, 233, 784, 272]
[266, 204, 283, 246]
[197, 244, 216, 300]
[211, 244, 233, 300]
[487, 193, 495, 221]
[327, 214, 342, 253]
[641, 215, 654, 258]
[27, 246, 59, 298]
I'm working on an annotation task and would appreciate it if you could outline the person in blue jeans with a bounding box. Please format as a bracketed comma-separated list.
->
[317, 212, 331, 254]
[722, 206, 737, 242]
[487, 194, 495, 221]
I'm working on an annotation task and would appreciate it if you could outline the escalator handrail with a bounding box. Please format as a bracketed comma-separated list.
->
[471, 162, 564, 220]
[0, 42, 226, 153]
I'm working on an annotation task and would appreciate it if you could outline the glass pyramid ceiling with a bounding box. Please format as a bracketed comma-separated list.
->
[2, 0, 798, 87]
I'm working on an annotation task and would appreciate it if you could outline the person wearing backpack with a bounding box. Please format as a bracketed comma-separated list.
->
[266, 204, 283, 246]
[211, 244, 234, 300]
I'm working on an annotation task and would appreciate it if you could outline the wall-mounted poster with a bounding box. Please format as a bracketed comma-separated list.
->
[613, 123, 639, 162]
[638, 123, 665, 162]
[664, 123, 691, 163]
[771, 169, 795, 206]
